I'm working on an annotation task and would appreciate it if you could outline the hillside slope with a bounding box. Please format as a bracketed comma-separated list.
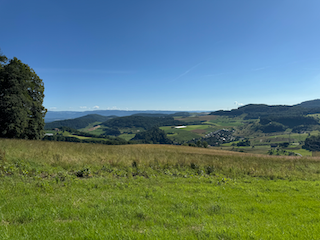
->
[44, 114, 115, 130]
[211, 99, 320, 119]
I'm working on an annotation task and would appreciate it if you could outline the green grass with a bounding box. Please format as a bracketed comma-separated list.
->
[1, 175, 320, 239]
[268, 133, 309, 141]
[209, 117, 246, 127]
[289, 148, 312, 156]
[216, 144, 313, 157]
[160, 127, 201, 142]
[1, 138, 320, 238]
[180, 125, 214, 132]
[308, 113, 320, 120]
[119, 133, 136, 141]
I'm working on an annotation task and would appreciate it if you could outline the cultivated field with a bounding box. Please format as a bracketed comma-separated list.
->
[1, 138, 320, 239]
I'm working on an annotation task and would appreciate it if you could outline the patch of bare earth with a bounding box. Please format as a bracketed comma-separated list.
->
[87, 125, 101, 131]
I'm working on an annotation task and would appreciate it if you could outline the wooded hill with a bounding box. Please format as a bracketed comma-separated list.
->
[100, 115, 182, 130]
[44, 114, 115, 130]
[211, 99, 320, 119]
[210, 99, 320, 133]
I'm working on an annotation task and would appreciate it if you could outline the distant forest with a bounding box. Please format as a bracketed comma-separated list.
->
[101, 115, 182, 130]
[45, 114, 114, 129]
[211, 103, 320, 119]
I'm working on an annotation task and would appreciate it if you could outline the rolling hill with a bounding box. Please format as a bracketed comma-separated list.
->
[44, 114, 115, 130]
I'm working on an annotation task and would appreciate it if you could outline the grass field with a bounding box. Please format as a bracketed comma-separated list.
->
[208, 116, 248, 127]
[160, 127, 201, 142]
[175, 115, 218, 122]
[1, 138, 320, 238]
[80, 122, 107, 136]
[119, 133, 136, 141]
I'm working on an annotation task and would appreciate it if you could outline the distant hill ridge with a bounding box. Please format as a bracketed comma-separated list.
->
[294, 99, 320, 108]
[100, 115, 182, 130]
[44, 114, 115, 130]
[44, 113, 187, 130]
[45, 110, 182, 123]
[211, 99, 320, 119]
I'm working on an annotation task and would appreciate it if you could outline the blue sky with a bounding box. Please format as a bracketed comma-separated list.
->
[1, 0, 320, 111]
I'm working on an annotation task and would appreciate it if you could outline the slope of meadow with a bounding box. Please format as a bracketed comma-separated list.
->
[1, 139, 320, 239]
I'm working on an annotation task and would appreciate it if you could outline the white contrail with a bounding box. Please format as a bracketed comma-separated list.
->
[173, 62, 202, 81]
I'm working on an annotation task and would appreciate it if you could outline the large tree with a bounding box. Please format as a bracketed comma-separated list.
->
[0, 52, 47, 139]
[302, 135, 320, 152]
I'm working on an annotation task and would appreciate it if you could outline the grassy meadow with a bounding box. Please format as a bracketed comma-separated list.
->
[1, 138, 320, 239]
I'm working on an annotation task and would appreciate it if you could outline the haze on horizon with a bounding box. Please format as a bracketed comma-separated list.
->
[1, 0, 320, 112]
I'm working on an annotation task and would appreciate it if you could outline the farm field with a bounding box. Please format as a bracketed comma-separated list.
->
[80, 121, 105, 135]
[159, 115, 243, 143]
[118, 133, 136, 141]
[1, 138, 320, 239]
[45, 113, 320, 157]
[215, 144, 313, 156]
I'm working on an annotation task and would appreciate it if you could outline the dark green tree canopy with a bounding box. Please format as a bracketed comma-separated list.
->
[0, 49, 7, 66]
[302, 135, 320, 152]
[132, 127, 172, 144]
[0, 52, 47, 139]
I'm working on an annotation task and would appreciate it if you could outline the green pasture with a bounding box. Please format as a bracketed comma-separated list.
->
[209, 117, 247, 127]
[160, 127, 201, 142]
[1, 175, 320, 239]
[86, 127, 106, 136]
[81, 123, 108, 136]
[119, 133, 136, 141]
[1, 139, 320, 239]
[308, 113, 320, 120]
[268, 133, 309, 141]
[61, 131, 112, 142]
[181, 125, 214, 132]
[217, 143, 313, 156]
[287, 148, 312, 156]
[79, 121, 102, 132]
[267, 131, 319, 140]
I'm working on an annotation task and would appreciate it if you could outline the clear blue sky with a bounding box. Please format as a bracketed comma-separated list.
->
[2, 0, 320, 111]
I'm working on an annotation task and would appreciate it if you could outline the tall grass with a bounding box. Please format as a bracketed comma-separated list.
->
[1, 138, 320, 180]
[1, 138, 320, 239]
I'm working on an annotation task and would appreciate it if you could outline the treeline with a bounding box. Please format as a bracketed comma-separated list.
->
[253, 116, 319, 133]
[101, 116, 182, 130]
[211, 103, 320, 119]
[132, 127, 172, 144]
[43, 135, 127, 145]
[53, 127, 100, 138]
[44, 126, 172, 145]
[259, 116, 318, 128]
[45, 114, 114, 130]
[302, 135, 320, 152]
[43, 127, 127, 145]
[100, 127, 121, 137]
[254, 122, 287, 133]
[0, 50, 46, 139]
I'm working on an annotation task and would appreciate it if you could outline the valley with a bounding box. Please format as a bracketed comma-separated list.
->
[44, 99, 320, 156]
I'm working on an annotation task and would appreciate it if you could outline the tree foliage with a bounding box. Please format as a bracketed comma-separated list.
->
[101, 115, 181, 130]
[254, 122, 287, 133]
[45, 114, 114, 130]
[302, 135, 320, 152]
[259, 116, 318, 129]
[211, 103, 320, 120]
[237, 139, 250, 147]
[0, 53, 46, 139]
[132, 127, 172, 144]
